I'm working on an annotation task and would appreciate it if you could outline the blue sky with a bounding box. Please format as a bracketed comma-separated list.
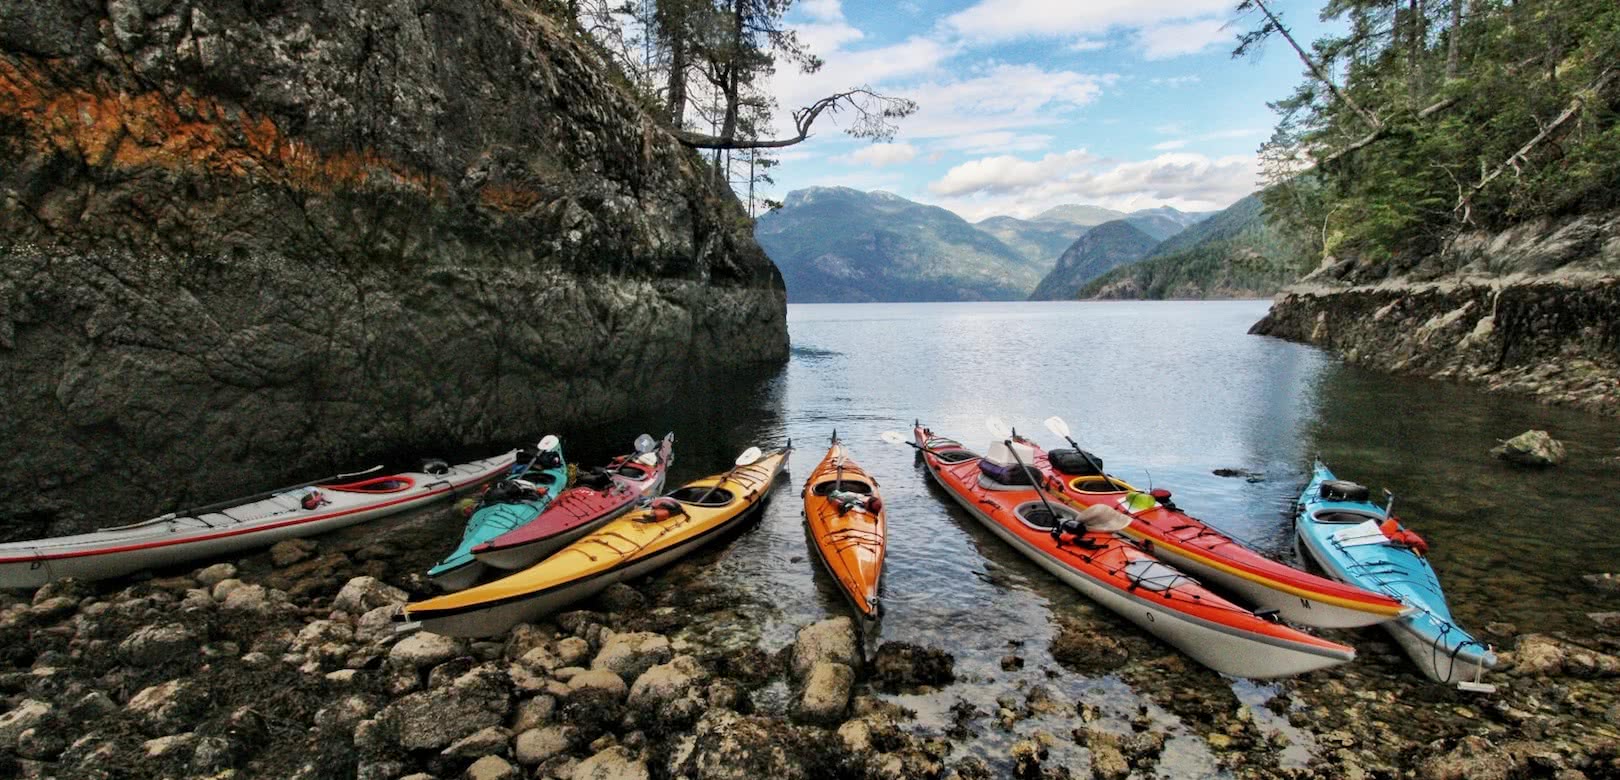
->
[759, 0, 1342, 220]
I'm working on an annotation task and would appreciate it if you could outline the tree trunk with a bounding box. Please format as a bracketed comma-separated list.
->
[666, 34, 687, 126]
[1446, 0, 1461, 78]
[718, 0, 746, 146]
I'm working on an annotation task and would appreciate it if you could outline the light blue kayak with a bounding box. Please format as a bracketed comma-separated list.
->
[428, 439, 569, 590]
[1294, 461, 1496, 683]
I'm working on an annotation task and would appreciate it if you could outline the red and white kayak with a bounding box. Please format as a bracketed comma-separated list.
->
[473, 433, 675, 570]
[1022, 443, 1409, 628]
[0, 453, 515, 589]
[914, 424, 1354, 679]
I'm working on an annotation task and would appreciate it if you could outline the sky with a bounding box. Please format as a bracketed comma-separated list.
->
[757, 0, 1342, 221]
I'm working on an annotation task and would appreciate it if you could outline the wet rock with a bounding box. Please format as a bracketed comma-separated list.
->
[791, 617, 859, 679]
[0, 699, 52, 747]
[628, 655, 707, 725]
[1000, 655, 1024, 671]
[1077, 730, 1129, 780]
[1491, 430, 1567, 467]
[946, 756, 993, 780]
[1213, 468, 1262, 479]
[512, 695, 557, 732]
[376, 670, 510, 750]
[314, 694, 379, 731]
[221, 584, 289, 614]
[871, 642, 955, 691]
[391, 633, 467, 670]
[573, 745, 649, 780]
[333, 576, 409, 615]
[516, 725, 576, 766]
[211, 578, 246, 601]
[1511, 634, 1620, 677]
[30, 596, 78, 622]
[118, 619, 200, 661]
[270, 539, 318, 567]
[355, 605, 403, 644]
[143, 732, 198, 759]
[667, 708, 825, 780]
[593, 631, 672, 681]
[1050, 618, 1128, 672]
[795, 661, 853, 725]
[466, 754, 519, 780]
[597, 584, 649, 613]
[569, 669, 630, 700]
[127, 679, 205, 734]
[504, 624, 555, 659]
[558, 637, 593, 667]
[1583, 573, 1620, 594]
[443, 725, 512, 759]
[1589, 612, 1620, 633]
[195, 563, 238, 587]
[1419, 736, 1522, 780]
[1010, 738, 1046, 779]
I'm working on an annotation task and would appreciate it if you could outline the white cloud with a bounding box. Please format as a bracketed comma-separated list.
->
[1138, 19, 1230, 60]
[1149, 75, 1202, 87]
[929, 150, 1100, 196]
[835, 143, 919, 167]
[932, 131, 1054, 154]
[926, 150, 1258, 216]
[898, 64, 1115, 140]
[1152, 139, 1189, 150]
[1069, 38, 1109, 52]
[1151, 127, 1264, 152]
[944, 0, 1233, 43]
[799, 0, 844, 23]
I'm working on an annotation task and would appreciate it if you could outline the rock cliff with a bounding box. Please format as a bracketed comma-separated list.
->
[1251, 211, 1619, 415]
[0, 1, 787, 536]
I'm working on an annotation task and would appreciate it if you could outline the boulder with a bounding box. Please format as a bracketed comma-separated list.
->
[375, 673, 509, 750]
[333, 576, 409, 615]
[515, 725, 576, 766]
[790, 618, 859, 680]
[596, 583, 648, 613]
[592, 631, 672, 681]
[1589, 612, 1620, 633]
[1583, 573, 1620, 594]
[442, 725, 512, 759]
[142, 733, 198, 759]
[391, 633, 466, 670]
[355, 605, 403, 644]
[557, 637, 593, 666]
[511, 695, 557, 733]
[573, 746, 650, 780]
[667, 709, 821, 780]
[795, 661, 853, 725]
[871, 643, 955, 690]
[119, 623, 201, 667]
[568, 669, 630, 701]
[465, 755, 520, 780]
[30, 596, 78, 621]
[629, 655, 707, 710]
[0, 700, 52, 747]
[1419, 736, 1521, 780]
[270, 538, 318, 567]
[221, 584, 289, 614]
[1050, 618, 1128, 672]
[195, 563, 238, 587]
[126, 680, 205, 735]
[1491, 430, 1567, 467]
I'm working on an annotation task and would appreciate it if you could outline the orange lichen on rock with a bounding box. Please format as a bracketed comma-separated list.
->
[478, 184, 544, 213]
[0, 55, 453, 199]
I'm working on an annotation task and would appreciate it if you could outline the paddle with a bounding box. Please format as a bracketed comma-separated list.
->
[695, 446, 764, 505]
[983, 417, 1068, 535]
[126, 463, 388, 529]
[880, 429, 937, 454]
[1043, 416, 1128, 493]
[830, 430, 844, 493]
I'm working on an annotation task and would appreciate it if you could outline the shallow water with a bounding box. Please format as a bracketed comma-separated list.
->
[425, 300, 1620, 773]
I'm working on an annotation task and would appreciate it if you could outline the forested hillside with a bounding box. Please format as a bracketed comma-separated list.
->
[1080, 194, 1308, 300]
[1242, 0, 1620, 274]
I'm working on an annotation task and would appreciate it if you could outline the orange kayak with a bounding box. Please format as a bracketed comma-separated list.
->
[802, 437, 886, 622]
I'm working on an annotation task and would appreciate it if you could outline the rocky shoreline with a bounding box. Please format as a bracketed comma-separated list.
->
[1251, 211, 1620, 417]
[2, 503, 1618, 780]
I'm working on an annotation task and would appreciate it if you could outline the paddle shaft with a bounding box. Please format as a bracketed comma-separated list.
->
[1058, 433, 1128, 493]
[1002, 439, 1065, 527]
[165, 464, 386, 520]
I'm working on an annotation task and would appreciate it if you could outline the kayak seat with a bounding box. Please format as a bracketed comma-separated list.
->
[1014, 501, 1079, 530]
[934, 450, 976, 464]
[1315, 510, 1379, 524]
[616, 463, 650, 479]
[811, 480, 873, 497]
[667, 486, 735, 507]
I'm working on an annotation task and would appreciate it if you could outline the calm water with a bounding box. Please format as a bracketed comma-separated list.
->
[433, 300, 1620, 772]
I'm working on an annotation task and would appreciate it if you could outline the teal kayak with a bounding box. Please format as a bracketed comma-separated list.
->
[428, 438, 568, 590]
[1294, 461, 1496, 683]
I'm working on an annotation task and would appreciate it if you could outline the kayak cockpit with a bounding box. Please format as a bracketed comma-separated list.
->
[1067, 475, 1130, 494]
[1014, 501, 1079, 530]
[811, 480, 873, 496]
[328, 475, 416, 493]
[668, 486, 734, 506]
[1314, 509, 1382, 524]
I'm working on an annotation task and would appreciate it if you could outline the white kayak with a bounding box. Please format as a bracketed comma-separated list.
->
[0, 452, 516, 589]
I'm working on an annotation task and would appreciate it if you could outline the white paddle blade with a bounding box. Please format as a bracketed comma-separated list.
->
[985, 416, 1013, 440]
[538, 434, 561, 451]
[1044, 416, 1071, 439]
[735, 446, 764, 466]
[879, 431, 908, 445]
[634, 433, 657, 453]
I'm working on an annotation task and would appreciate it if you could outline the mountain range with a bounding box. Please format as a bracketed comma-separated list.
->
[755, 187, 1214, 302]
[1027, 220, 1161, 301]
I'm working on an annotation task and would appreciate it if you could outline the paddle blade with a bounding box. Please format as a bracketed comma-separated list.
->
[1043, 416, 1071, 439]
[538, 434, 560, 451]
[879, 431, 908, 445]
[985, 416, 1013, 440]
[634, 433, 656, 453]
[735, 446, 764, 466]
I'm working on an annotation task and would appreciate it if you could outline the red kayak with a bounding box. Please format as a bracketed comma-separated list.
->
[1019, 438, 1408, 628]
[472, 433, 673, 570]
[914, 423, 1354, 679]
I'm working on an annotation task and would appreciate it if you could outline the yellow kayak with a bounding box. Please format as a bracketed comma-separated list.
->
[405, 446, 790, 637]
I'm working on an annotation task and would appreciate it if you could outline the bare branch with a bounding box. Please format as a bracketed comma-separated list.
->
[1456, 65, 1619, 223]
[675, 88, 917, 150]
[1243, 0, 1384, 131]
[1318, 96, 1457, 168]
